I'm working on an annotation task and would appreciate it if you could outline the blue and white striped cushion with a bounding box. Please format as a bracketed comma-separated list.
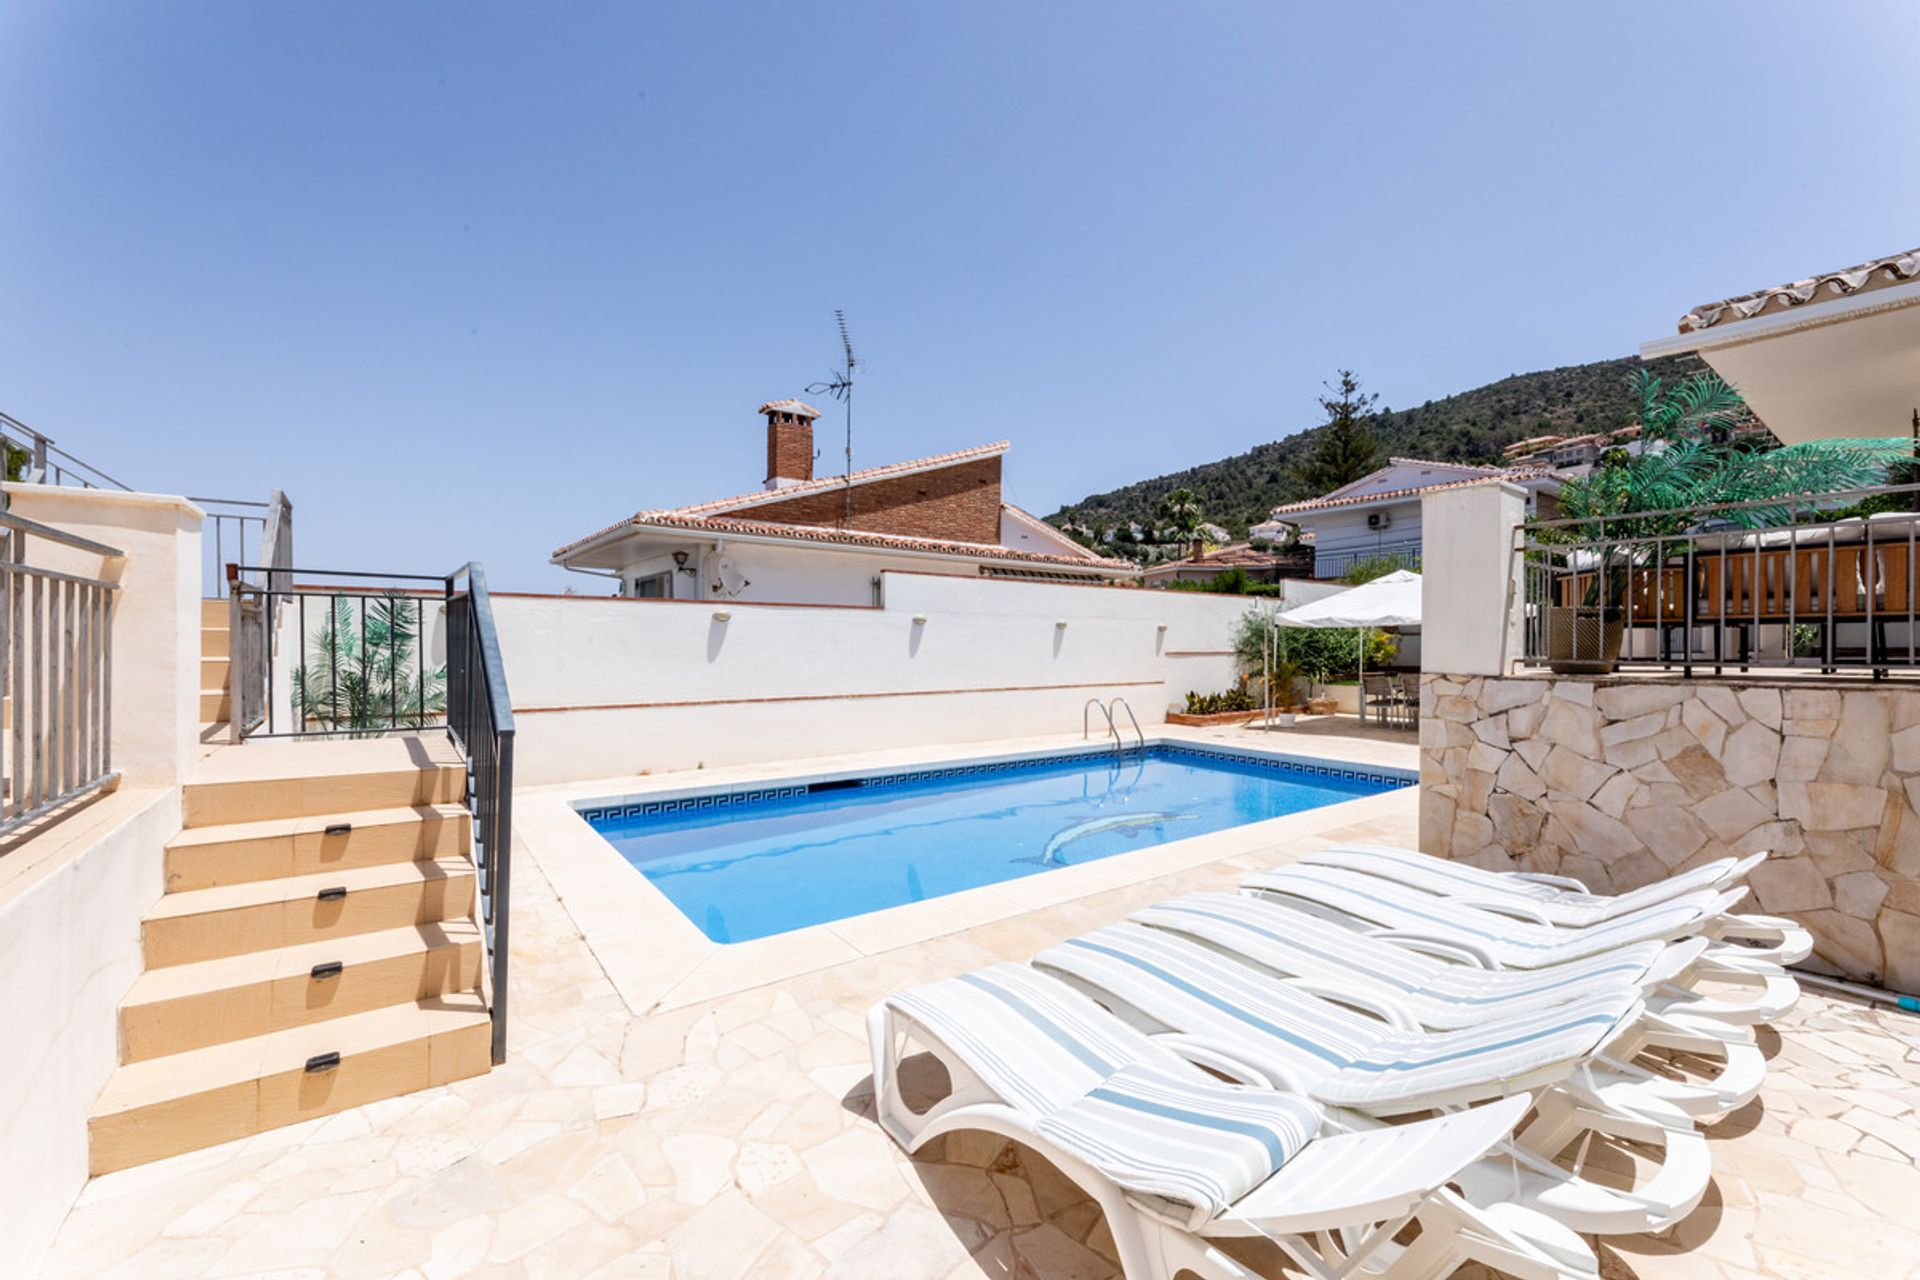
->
[886, 963, 1198, 1115]
[1041, 923, 1637, 1112]
[1035, 1064, 1321, 1227]
[1136, 891, 1661, 1028]
[1305, 844, 1741, 927]
[1245, 866, 1728, 969]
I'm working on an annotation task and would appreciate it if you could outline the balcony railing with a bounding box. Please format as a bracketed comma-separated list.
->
[0, 412, 134, 492]
[0, 510, 122, 835]
[1312, 539, 1423, 581]
[1514, 482, 1920, 678]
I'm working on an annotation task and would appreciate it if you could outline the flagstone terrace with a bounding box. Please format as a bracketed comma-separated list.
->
[33, 725, 1920, 1280]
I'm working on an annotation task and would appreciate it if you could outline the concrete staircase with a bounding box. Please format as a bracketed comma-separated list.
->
[87, 737, 492, 1174]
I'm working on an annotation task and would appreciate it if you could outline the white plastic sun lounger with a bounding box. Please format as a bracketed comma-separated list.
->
[1301, 843, 1812, 964]
[1303, 844, 1766, 928]
[1243, 864, 1757, 969]
[870, 963, 1597, 1280]
[1036, 922, 1713, 1235]
[1134, 890, 1798, 1029]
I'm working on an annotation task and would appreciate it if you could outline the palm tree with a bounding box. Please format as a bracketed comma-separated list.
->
[292, 592, 447, 735]
[1156, 488, 1204, 557]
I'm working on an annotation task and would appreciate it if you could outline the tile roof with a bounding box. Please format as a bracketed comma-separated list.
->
[555, 510, 1138, 572]
[1143, 543, 1291, 574]
[1680, 247, 1920, 332]
[640, 441, 1012, 522]
[1270, 466, 1558, 516]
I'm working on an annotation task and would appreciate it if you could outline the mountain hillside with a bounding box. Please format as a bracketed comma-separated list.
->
[1048, 352, 1710, 537]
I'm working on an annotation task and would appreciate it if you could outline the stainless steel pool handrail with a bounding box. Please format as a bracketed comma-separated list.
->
[1082, 697, 1122, 755]
[1108, 696, 1145, 754]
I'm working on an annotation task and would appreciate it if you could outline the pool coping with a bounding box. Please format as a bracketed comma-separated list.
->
[515, 729, 1420, 1014]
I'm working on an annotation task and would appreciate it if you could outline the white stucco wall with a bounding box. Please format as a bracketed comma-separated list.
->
[492, 574, 1254, 784]
[0, 787, 176, 1275]
[1418, 480, 1526, 678]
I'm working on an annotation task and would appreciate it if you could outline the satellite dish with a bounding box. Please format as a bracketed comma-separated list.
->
[712, 556, 752, 597]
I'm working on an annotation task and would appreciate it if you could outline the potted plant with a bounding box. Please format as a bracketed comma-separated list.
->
[1540, 370, 1907, 675]
[1270, 656, 1303, 726]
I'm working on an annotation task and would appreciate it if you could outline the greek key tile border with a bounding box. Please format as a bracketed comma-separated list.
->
[578, 784, 810, 824]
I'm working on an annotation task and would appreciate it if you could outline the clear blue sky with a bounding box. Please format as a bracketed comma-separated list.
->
[2, 2, 1913, 589]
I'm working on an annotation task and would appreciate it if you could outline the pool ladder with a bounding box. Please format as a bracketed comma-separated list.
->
[1084, 696, 1145, 757]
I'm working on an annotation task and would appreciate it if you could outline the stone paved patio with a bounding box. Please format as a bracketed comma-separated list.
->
[33, 726, 1920, 1280]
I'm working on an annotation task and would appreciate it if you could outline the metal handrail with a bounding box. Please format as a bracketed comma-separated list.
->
[1107, 696, 1145, 754]
[0, 515, 122, 836]
[1082, 697, 1121, 754]
[0, 412, 134, 491]
[445, 562, 514, 1065]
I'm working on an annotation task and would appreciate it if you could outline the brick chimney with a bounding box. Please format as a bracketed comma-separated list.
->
[758, 399, 821, 489]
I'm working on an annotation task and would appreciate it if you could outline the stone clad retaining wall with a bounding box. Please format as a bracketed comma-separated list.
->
[1420, 674, 1920, 993]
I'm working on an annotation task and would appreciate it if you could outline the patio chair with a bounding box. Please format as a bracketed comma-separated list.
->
[1360, 673, 1399, 727]
[1397, 673, 1420, 724]
[869, 963, 1597, 1280]
[1131, 890, 1795, 1030]
[1036, 923, 1713, 1235]
[1291, 844, 1810, 965]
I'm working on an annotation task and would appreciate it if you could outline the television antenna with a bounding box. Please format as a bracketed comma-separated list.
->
[806, 311, 858, 527]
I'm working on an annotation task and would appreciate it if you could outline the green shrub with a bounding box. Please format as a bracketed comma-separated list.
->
[1183, 687, 1257, 715]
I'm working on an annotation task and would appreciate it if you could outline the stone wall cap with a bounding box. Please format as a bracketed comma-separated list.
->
[0, 483, 207, 521]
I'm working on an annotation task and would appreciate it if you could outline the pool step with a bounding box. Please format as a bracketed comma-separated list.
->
[89, 995, 490, 1174]
[164, 802, 471, 891]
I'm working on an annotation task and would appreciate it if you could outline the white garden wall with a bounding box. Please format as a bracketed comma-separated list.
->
[493, 573, 1255, 784]
[0, 788, 176, 1275]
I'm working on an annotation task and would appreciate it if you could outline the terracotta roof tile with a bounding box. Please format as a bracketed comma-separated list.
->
[1271, 466, 1557, 516]
[554, 510, 1138, 572]
[756, 398, 822, 418]
[641, 440, 1012, 522]
[1680, 248, 1920, 332]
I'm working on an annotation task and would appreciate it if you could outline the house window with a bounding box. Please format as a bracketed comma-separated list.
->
[632, 572, 672, 599]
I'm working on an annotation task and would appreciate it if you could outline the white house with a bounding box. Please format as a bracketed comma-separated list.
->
[1265, 457, 1562, 580]
[551, 399, 1137, 605]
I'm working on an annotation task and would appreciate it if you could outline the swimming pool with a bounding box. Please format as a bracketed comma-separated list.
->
[580, 746, 1409, 944]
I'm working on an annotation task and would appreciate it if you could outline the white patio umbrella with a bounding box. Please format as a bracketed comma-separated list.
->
[1266, 570, 1423, 722]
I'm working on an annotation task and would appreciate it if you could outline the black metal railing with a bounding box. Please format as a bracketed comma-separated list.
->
[228, 559, 516, 1063]
[1312, 540, 1423, 581]
[228, 568, 447, 740]
[1515, 481, 1920, 678]
[0, 510, 122, 835]
[445, 563, 514, 1065]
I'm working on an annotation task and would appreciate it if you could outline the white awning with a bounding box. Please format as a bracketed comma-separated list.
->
[1275, 569, 1421, 628]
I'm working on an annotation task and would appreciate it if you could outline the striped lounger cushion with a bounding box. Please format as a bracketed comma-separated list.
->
[1304, 844, 1742, 927]
[1036, 1064, 1322, 1229]
[1133, 891, 1663, 1028]
[1044, 923, 1639, 1112]
[1245, 866, 1733, 968]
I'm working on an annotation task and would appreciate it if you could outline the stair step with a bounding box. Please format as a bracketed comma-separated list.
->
[199, 689, 230, 723]
[143, 858, 477, 967]
[202, 626, 230, 658]
[89, 995, 491, 1174]
[201, 657, 230, 689]
[166, 802, 471, 891]
[183, 754, 466, 828]
[119, 921, 484, 1062]
[201, 599, 231, 627]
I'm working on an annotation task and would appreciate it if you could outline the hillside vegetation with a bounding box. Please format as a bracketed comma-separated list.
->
[1049, 352, 1710, 537]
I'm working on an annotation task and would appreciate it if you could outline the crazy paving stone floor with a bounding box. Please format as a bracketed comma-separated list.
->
[33, 786, 1920, 1280]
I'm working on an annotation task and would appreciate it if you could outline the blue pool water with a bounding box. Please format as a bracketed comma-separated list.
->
[582, 747, 1407, 944]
